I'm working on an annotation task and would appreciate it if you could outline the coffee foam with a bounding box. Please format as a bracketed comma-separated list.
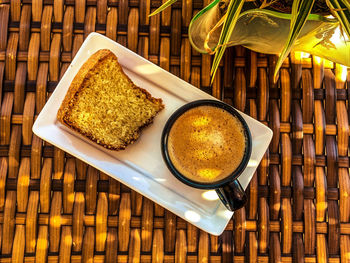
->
[168, 105, 246, 183]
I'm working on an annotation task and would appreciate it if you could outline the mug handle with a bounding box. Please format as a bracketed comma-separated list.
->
[216, 180, 247, 211]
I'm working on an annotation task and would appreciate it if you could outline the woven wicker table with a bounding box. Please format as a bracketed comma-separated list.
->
[0, 0, 349, 262]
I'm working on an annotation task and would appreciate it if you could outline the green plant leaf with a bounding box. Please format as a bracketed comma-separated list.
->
[326, 0, 350, 39]
[273, 0, 315, 82]
[210, 0, 245, 83]
[339, 0, 350, 10]
[149, 0, 178, 17]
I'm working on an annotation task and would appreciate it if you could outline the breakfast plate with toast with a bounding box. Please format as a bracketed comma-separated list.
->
[33, 32, 272, 235]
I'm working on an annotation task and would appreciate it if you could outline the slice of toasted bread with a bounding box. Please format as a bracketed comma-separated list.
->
[57, 49, 164, 150]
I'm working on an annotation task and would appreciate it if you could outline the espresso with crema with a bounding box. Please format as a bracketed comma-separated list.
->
[167, 105, 246, 183]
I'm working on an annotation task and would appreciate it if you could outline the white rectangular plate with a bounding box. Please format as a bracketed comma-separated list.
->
[33, 32, 273, 236]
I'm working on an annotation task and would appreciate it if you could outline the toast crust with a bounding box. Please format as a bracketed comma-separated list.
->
[57, 49, 164, 150]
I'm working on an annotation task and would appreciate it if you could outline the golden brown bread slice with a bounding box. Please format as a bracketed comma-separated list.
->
[57, 49, 164, 150]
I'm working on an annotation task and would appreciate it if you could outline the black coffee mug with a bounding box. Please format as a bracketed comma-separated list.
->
[161, 100, 252, 211]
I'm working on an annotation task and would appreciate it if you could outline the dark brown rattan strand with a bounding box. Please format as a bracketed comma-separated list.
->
[0, 1, 349, 262]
